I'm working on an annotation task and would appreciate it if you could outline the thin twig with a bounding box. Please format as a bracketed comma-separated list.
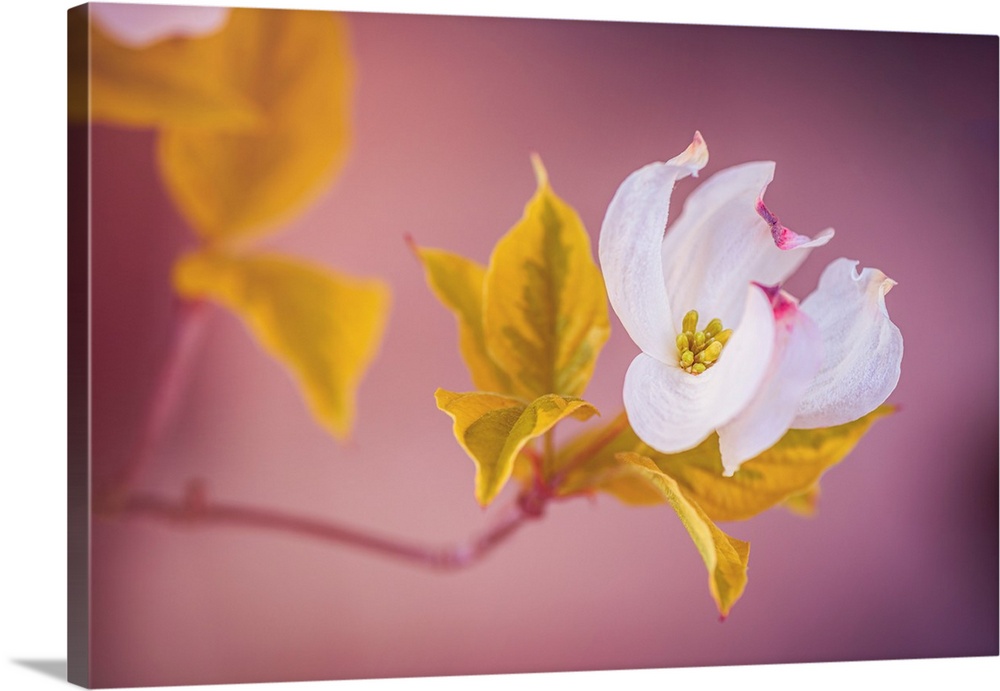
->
[103, 299, 210, 501]
[117, 485, 539, 571]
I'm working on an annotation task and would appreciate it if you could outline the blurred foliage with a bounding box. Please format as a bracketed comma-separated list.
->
[72, 6, 389, 441]
[173, 250, 390, 440]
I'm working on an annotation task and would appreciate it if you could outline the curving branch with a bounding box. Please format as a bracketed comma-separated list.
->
[114, 482, 542, 571]
[94, 293, 624, 571]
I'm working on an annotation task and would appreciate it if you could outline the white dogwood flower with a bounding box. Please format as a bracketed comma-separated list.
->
[599, 132, 902, 476]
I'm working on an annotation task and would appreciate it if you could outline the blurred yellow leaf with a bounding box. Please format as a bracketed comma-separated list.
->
[556, 407, 893, 521]
[510, 450, 538, 488]
[482, 157, 610, 400]
[553, 410, 668, 502]
[413, 246, 511, 393]
[604, 453, 750, 618]
[783, 483, 821, 517]
[71, 5, 262, 130]
[76, 5, 354, 242]
[435, 389, 598, 506]
[172, 249, 390, 439]
[552, 410, 633, 486]
[157, 8, 354, 243]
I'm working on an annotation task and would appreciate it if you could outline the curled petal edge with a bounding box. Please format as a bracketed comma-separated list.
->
[660, 161, 834, 329]
[599, 132, 708, 362]
[792, 258, 902, 429]
[755, 197, 835, 251]
[668, 130, 710, 176]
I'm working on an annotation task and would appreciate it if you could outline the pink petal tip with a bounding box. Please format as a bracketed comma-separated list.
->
[755, 197, 833, 250]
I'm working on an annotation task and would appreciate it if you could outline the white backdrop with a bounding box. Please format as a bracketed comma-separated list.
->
[1, 1, 996, 690]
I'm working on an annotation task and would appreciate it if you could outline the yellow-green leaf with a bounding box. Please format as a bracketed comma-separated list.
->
[435, 390, 599, 506]
[520, 408, 625, 491]
[413, 245, 511, 393]
[605, 453, 750, 618]
[556, 406, 893, 521]
[172, 249, 390, 440]
[71, 5, 263, 130]
[552, 411, 649, 497]
[482, 157, 610, 400]
[654, 406, 895, 521]
[154, 8, 354, 242]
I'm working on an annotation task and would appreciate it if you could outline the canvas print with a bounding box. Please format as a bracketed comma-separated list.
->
[67, 3, 998, 688]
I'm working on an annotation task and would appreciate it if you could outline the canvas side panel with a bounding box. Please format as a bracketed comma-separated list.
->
[67, 4, 91, 688]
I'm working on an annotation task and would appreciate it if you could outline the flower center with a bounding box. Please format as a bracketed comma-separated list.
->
[676, 310, 732, 375]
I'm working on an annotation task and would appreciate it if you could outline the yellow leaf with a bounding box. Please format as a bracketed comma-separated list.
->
[655, 406, 895, 521]
[412, 245, 511, 393]
[783, 483, 821, 517]
[435, 390, 599, 506]
[154, 8, 354, 242]
[172, 249, 390, 439]
[551, 410, 647, 497]
[73, 5, 262, 130]
[605, 453, 750, 618]
[482, 156, 610, 400]
[556, 406, 893, 521]
[588, 464, 667, 505]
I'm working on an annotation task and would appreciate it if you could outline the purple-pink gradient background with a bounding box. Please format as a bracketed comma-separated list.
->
[88, 11, 998, 688]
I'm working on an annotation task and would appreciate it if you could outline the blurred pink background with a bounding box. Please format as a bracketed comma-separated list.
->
[87, 10, 998, 688]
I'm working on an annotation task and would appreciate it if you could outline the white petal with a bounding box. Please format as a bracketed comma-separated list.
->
[599, 132, 708, 363]
[91, 3, 231, 48]
[624, 284, 775, 453]
[717, 290, 823, 476]
[665, 131, 711, 173]
[660, 161, 834, 329]
[792, 258, 903, 428]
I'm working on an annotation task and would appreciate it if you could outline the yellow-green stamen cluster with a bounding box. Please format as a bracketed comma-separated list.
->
[676, 310, 732, 375]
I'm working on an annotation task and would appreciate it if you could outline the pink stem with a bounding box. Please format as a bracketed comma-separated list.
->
[119, 485, 538, 571]
[106, 299, 211, 497]
[101, 297, 543, 569]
